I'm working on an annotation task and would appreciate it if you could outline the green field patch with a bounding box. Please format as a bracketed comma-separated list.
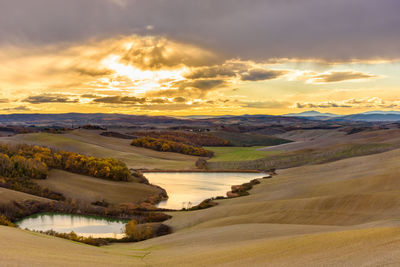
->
[206, 146, 281, 162]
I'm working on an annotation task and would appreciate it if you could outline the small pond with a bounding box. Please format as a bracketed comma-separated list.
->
[16, 213, 128, 239]
[145, 172, 265, 209]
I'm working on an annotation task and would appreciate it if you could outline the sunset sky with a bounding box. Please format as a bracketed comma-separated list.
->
[0, 0, 399, 115]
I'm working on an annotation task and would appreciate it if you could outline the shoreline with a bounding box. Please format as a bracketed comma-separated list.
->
[141, 169, 264, 173]
[143, 170, 271, 212]
[9, 170, 272, 246]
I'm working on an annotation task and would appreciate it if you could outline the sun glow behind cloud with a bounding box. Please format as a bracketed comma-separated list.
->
[101, 54, 187, 94]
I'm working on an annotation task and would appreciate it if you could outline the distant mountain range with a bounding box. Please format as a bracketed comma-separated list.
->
[284, 110, 340, 118]
[1, 111, 400, 127]
[333, 113, 400, 122]
[283, 110, 400, 122]
[0, 113, 190, 127]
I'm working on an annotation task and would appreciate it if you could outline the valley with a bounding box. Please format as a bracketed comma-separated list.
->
[1, 113, 400, 265]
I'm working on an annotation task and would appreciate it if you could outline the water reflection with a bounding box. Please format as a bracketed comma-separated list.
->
[16, 213, 128, 239]
[145, 172, 264, 209]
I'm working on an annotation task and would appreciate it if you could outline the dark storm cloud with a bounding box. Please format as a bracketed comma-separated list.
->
[1, 0, 400, 60]
[23, 94, 78, 104]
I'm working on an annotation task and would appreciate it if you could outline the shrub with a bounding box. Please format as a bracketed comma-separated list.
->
[195, 158, 208, 169]
[39, 230, 109, 246]
[125, 220, 153, 241]
[0, 214, 15, 227]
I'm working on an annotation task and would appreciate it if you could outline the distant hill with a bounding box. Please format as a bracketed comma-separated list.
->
[360, 111, 400, 115]
[284, 110, 340, 117]
[331, 113, 400, 122]
[283, 110, 341, 120]
[0, 113, 191, 127]
[285, 110, 400, 122]
[1, 111, 400, 127]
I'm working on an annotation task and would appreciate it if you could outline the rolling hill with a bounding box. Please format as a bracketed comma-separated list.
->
[3, 148, 400, 265]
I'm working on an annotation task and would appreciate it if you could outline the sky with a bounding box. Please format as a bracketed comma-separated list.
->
[0, 0, 399, 115]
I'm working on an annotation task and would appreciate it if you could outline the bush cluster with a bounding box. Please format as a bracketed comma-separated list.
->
[125, 220, 153, 241]
[37, 230, 109, 246]
[0, 214, 15, 227]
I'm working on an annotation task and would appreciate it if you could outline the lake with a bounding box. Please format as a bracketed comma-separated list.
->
[16, 213, 128, 239]
[145, 172, 265, 209]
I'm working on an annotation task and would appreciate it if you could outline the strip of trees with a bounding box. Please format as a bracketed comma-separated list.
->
[131, 137, 214, 157]
[0, 143, 131, 181]
[130, 131, 231, 147]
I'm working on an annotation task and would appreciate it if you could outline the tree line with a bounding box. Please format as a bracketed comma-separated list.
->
[0, 143, 131, 181]
[130, 131, 231, 147]
[131, 137, 214, 157]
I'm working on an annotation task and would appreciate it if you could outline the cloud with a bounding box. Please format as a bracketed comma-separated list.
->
[74, 68, 113, 77]
[0, 27, 395, 115]
[173, 97, 186, 103]
[150, 98, 168, 104]
[106, 0, 127, 7]
[240, 101, 289, 109]
[148, 79, 228, 99]
[310, 71, 379, 83]
[183, 79, 227, 91]
[0, 99, 10, 103]
[92, 96, 147, 104]
[184, 61, 287, 82]
[2, 105, 31, 112]
[117, 36, 217, 69]
[293, 97, 400, 109]
[0, 34, 223, 106]
[294, 102, 351, 109]
[91, 95, 190, 105]
[184, 65, 237, 79]
[80, 94, 98, 98]
[240, 69, 287, 81]
[23, 94, 79, 104]
[1, 0, 399, 61]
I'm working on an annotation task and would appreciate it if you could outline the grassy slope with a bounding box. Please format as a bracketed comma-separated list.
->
[36, 169, 161, 204]
[262, 128, 400, 152]
[0, 187, 51, 205]
[3, 149, 400, 265]
[206, 128, 400, 170]
[206, 146, 281, 162]
[207, 143, 393, 170]
[212, 131, 292, 147]
[0, 130, 200, 170]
